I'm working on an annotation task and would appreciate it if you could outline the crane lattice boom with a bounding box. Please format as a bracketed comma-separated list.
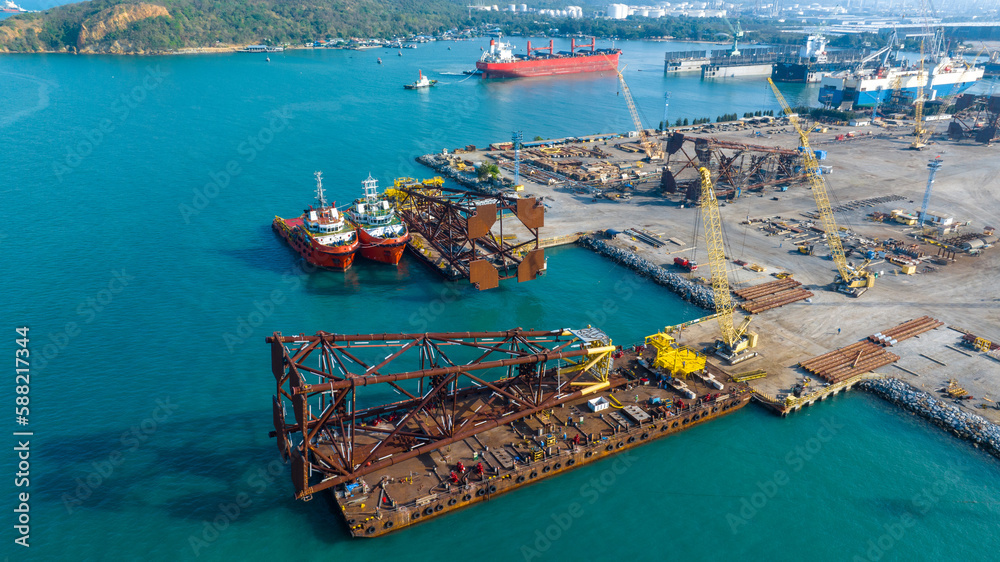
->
[698, 167, 739, 347]
[615, 68, 662, 160]
[767, 78, 871, 293]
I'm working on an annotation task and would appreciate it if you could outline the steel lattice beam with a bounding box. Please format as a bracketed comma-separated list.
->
[662, 133, 807, 198]
[267, 328, 614, 498]
[397, 186, 544, 289]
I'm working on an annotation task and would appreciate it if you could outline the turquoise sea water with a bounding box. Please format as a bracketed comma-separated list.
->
[2, 40, 999, 561]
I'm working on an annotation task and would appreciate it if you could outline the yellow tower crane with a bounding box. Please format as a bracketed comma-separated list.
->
[614, 67, 664, 161]
[698, 167, 757, 363]
[768, 78, 875, 297]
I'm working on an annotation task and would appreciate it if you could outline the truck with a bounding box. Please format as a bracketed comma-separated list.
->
[674, 257, 698, 271]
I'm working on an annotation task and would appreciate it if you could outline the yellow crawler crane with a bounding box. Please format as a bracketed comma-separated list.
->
[768, 78, 875, 297]
[614, 66, 664, 161]
[698, 167, 758, 364]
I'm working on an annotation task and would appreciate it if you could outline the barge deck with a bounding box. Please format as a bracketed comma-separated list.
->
[266, 327, 752, 537]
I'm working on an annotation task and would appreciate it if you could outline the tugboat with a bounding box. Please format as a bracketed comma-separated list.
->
[272, 172, 360, 270]
[403, 70, 437, 90]
[345, 175, 409, 265]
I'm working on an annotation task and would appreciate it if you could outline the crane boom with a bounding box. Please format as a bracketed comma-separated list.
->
[767, 78, 874, 296]
[614, 67, 663, 160]
[698, 167, 738, 347]
[698, 167, 755, 362]
[912, 38, 929, 149]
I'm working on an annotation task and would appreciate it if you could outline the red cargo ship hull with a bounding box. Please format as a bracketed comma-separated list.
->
[272, 217, 359, 270]
[358, 228, 408, 265]
[476, 52, 619, 78]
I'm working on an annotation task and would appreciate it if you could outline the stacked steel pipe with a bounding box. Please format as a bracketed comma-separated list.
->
[736, 278, 813, 313]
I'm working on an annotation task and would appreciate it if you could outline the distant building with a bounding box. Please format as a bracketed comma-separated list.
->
[607, 3, 630, 18]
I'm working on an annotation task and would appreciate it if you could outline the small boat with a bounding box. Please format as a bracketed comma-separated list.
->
[377, 57, 382, 64]
[403, 70, 437, 90]
[404, 44, 417, 49]
[398, 50, 402, 57]
[265, 56, 270, 62]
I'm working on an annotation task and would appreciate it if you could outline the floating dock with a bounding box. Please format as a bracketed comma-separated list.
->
[266, 327, 752, 537]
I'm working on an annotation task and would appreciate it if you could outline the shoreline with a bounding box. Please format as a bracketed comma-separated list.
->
[577, 235, 716, 309]
[0, 37, 752, 56]
[860, 378, 1000, 460]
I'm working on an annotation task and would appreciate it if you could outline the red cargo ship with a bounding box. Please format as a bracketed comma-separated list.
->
[345, 175, 409, 265]
[475, 37, 620, 79]
[272, 172, 360, 270]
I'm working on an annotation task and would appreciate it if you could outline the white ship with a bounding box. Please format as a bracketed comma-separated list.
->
[819, 30, 984, 108]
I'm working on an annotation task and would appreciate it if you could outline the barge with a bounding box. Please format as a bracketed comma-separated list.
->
[266, 326, 751, 537]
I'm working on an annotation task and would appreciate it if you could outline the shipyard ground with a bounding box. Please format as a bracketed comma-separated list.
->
[434, 121, 1000, 423]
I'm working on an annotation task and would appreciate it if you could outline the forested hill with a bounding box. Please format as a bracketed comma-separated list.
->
[0, 0, 468, 53]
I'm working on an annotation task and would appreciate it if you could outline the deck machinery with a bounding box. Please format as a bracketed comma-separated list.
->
[768, 78, 875, 297]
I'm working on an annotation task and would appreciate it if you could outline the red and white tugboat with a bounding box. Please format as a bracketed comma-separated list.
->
[272, 172, 360, 269]
[346, 175, 409, 265]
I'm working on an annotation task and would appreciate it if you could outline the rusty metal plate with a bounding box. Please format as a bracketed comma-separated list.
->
[469, 260, 499, 290]
[955, 93, 975, 112]
[517, 248, 545, 283]
[293, 393, 307, 428]
[273, 396, 290, 460]
[516, 198, 544, 230]
[290, 449, 308, 496]
[271, 338, 285, 381]
[988, 94, 1000, 114]
[467, 203, 497, 239]
[667, 132, 685, 154]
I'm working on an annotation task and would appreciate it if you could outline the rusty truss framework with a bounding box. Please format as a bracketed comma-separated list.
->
[268, 327, 615, 499]
[947, 94, 1000, 145]
[660, 133, 809, 199]
[396, 186, 545, 290]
